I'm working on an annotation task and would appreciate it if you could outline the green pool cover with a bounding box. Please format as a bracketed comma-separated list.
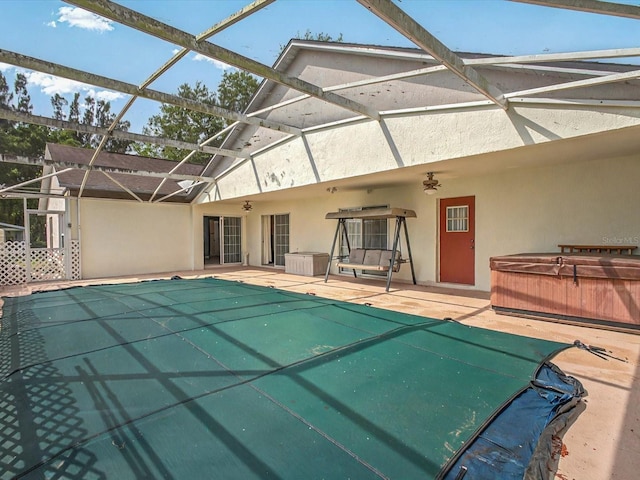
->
[0, 277, 583, 479]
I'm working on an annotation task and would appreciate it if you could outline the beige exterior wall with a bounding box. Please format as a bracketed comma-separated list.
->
[224, 153, 639, 292]
[69, 151, 638, 290]
[471, 153, 640, 291]
[79, 198, 192, 279]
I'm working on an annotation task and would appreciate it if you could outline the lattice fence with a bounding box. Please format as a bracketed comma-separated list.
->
[29, 248, 66, 282]
[0, 241, 81, 285]
[70, 240, 81, 280]
[0, 241, 27, 286]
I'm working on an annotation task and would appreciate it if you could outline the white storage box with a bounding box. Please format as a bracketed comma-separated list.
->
[284, 252, 330, 276]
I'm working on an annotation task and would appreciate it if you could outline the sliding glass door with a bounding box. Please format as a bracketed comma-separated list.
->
[204, 215, 242, 265]
[261, 213, 289, 267]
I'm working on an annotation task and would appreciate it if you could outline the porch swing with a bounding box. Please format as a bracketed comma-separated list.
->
[324, 207, 417, 291]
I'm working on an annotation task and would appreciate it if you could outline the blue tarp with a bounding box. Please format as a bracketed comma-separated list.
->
[441, 362, 586, 479]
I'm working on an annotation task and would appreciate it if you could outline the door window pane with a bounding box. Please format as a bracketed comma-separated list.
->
[274, 214, 289, 266]
[446, 206, 469, 232]
[223, 216, 242, 263]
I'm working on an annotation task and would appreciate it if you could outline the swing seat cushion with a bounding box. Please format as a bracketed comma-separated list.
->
[337, 249, 402, 272]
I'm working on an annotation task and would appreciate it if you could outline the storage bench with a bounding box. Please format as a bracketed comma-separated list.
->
[284, 252, 330, 276]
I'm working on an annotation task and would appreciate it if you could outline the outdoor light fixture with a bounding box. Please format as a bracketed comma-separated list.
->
[423, 172, 441, 195]
[242, 201, 253, 212]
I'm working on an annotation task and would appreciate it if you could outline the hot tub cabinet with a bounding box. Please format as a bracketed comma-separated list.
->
[490, 253, 640, 329]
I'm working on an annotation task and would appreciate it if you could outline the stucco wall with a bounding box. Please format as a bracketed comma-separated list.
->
[227, 153, 639, 292]
[209, 105, 640, 201]
[79, 198, 192, 279]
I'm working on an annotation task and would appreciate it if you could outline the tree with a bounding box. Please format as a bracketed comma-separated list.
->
[279, 30, 344, 53]
[0, 72, 13, 109]
[51, 94, 68, 121]
[133, 72, 259, 164]
[14, 73, 32, 114]
[0, 73, 46, 240]
[296, 29, 343, 42]
[95, 99, 132, 153]
[0, 71, 132, 243]
[68, 92, 80, 124]
[49, 93, 80, 147]
[0, 71, 13, 152]
[217, 70, 259, 114]
[48, 92, 132, 153]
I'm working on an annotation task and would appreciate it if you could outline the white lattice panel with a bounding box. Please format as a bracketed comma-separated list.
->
[70, 240, 81, 280]
[0, 241, 27, 285]
[29, 248, 66, 282]
[1, 241, 81, 285]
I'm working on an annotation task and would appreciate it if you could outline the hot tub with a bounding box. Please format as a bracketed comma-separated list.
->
[490, 253, 640, 330]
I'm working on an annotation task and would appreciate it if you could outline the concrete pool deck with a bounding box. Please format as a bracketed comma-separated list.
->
[2, 266, 638, 479]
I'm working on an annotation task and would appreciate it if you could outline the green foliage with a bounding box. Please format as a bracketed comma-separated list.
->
[14, 73, 32, 114]
[51, 93, 67, 121]
[134, 81, 223, 163]
[132, 72, 258, 164]
[0, 70, 132, 240]
[0, 71, 44, 240]
[217, 70, 259, 113]
[279, 30, 344, 53]
[297, 29, 343, 42]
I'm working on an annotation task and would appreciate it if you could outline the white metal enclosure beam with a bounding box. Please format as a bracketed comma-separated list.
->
[66, 0, 381, 121]
[505, 68, 640, 98]
[0, 169, 74, 194]
[0, 154, 216, 184]
[357, 0, 509, 110]
[195, 0, 276, 42]
[80, 0, 276, 200]
[0, 109, 248, 159]
[0, 49, 301, 137]
[511, 0, 640, 20]
[467, 47, 640, 65]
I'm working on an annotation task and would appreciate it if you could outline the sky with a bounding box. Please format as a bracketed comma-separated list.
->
[0, 0, 639, 134]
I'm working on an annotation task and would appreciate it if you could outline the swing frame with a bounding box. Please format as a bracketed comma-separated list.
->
[324, 207, 417, 292]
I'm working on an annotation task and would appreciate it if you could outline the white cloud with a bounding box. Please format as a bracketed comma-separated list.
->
[0, 67, 123, 102]
[25, 71, 124, 102]
[88, 89, 124, 102]
[192, 53, 235, 71]
[26, 71, 87, 96]
[55, 6, 114, 32]
[47, 21, 56, 28]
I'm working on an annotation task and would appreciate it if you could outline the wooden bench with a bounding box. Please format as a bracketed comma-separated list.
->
[336, 248, 403, 272]
[558, 244, 637, 255]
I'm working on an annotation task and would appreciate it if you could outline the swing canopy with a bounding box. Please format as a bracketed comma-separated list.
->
[325, 207, 417, 220]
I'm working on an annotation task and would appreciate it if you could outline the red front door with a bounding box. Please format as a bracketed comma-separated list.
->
[439, 196, 475, 285]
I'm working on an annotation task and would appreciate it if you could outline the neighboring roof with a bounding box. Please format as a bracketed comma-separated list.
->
[44, 143, 205, 203]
